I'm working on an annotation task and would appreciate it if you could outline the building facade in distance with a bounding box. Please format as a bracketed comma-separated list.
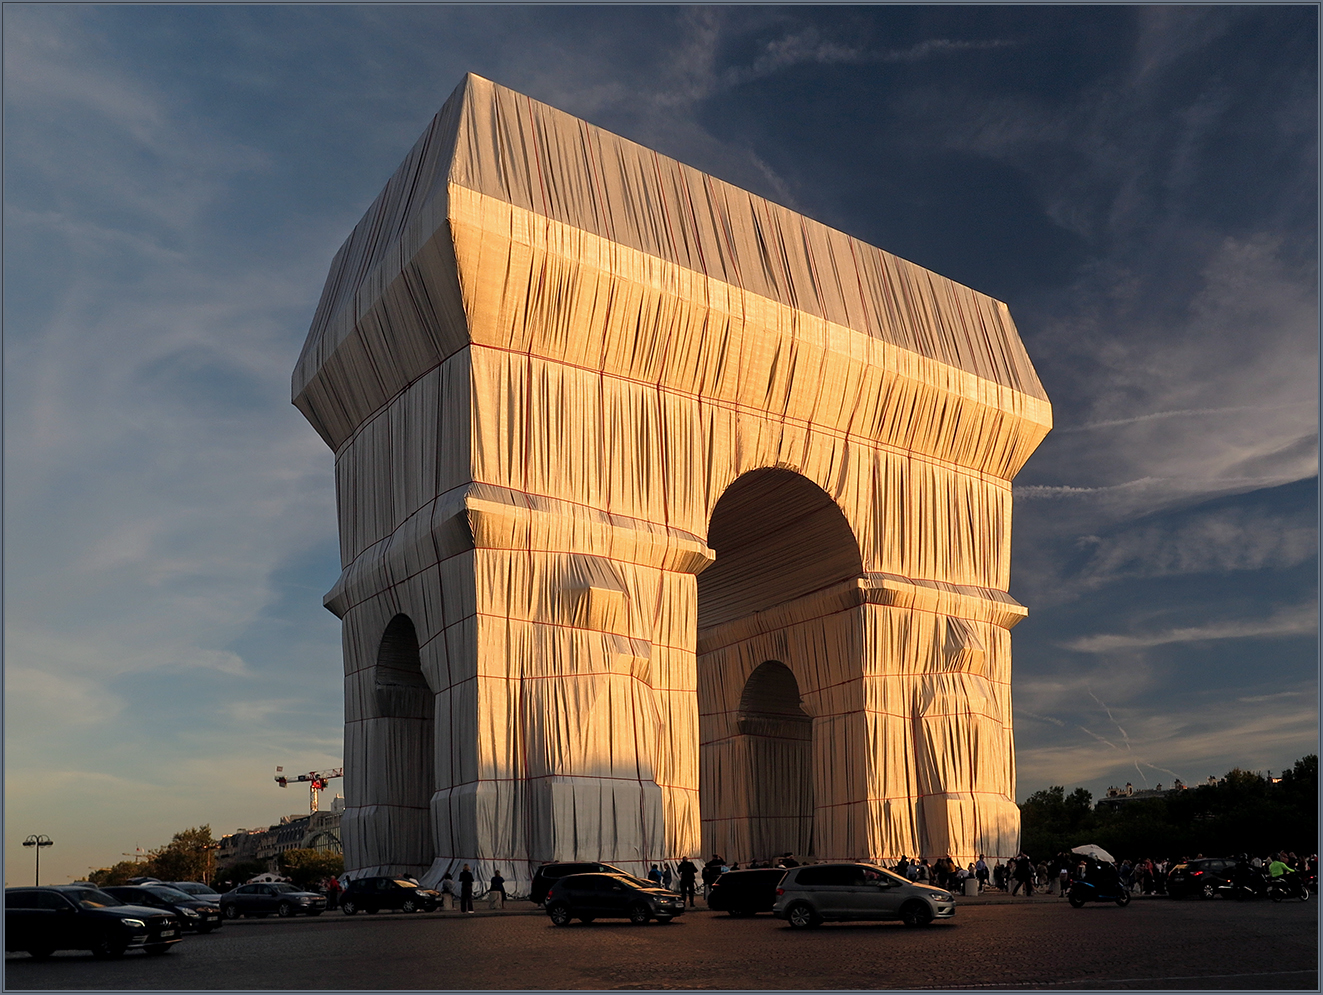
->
[293, 75, 1052, 893]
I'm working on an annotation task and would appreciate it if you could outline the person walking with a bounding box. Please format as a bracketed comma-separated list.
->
[325, 875, 342, 910]
[459, 864, 475, 914]
[677, 856, 698, 906]
[489, 869, 506, 908]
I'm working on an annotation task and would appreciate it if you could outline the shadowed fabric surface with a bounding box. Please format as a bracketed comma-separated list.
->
[294, 74, 1051, 895]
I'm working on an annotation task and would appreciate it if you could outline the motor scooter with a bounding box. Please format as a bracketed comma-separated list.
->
[1067, 862, 1131, 908]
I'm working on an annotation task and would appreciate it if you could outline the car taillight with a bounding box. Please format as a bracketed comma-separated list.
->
[776, 887, 784, 896]
[1189, 871, 1203, 876]
[546, 889, 554, 899]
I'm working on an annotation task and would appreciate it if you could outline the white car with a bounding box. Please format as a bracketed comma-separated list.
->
[772, 862, 956, 928]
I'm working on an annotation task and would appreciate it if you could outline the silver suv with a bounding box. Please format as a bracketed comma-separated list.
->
[772, 862, 955, 928]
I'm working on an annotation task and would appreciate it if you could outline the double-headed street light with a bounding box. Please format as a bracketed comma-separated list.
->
[22, 834, 53, 886]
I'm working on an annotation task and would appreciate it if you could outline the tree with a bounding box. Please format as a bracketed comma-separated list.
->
[88, 860, 148, 887]
[278, 849, 343, 890]
[214, 860, 268, 892]
[144, 825, 216, 883]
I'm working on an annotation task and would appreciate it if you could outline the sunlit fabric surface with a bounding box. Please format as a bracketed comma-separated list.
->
[295, 74, 1051, 896]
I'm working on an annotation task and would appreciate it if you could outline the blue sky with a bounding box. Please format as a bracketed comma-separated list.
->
[5, 5, 1317, 884]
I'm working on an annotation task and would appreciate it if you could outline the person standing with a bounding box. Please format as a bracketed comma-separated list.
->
[648, 864, 663, 885]
[489, 869, 506, 909]
[325, 875, 342, 910]
[975, 855, 988, 892]
[677, 856, 698, 906]
[661, 864, 673, 890]
[459, 864, 475, 914]
[440, 872, 455, 910]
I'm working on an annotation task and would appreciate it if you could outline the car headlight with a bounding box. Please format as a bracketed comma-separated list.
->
[181, 908, 200, 918]
[120, 918, 147, 929]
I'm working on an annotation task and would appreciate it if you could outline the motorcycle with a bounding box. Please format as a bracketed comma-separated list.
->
[1269, 875, 1311, 902]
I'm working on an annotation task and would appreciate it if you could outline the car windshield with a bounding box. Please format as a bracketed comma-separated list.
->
[270, 883, 299, 894]
[147, 886, 194, 902]
[174, 882, 219, 896]
[66, 888, 125, 909]
[393, 880, 417, 889]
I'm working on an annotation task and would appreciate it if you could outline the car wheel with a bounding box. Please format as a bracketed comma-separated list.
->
[277, 902, 294, 918]
[547, 903, 573, 926]
[341, 900, 358, 915]
[900, 901, 934, 927]
[223, 904, 241, 920]
[1201, 883, 1216, 899]
[1068, 893, 1087, 908]
[1115, 892, 1131, 907]
[628, 904, 651, 925]
[402, 898, 418, 913]
[145, 943, 173, 956]
[27, 946, 55, 960]
[92, 936, 127, 959]
[786, 902, 820, 929]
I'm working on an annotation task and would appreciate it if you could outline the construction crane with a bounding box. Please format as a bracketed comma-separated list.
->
[274, 766, 344, 814]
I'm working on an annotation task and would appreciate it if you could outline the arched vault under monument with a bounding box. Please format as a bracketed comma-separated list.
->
[293, 74, 1052, 893]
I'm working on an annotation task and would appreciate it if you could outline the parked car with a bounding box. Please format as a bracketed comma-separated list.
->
[706, 868, 786, 916]
[772, 862, 956, 928]
[530, 861, 644, 906]
[340, 877, 441, 914]
[103, 884, 223, 932]
[1166, 858, 1236, 899]
[544, 872, 687, 925]
[166, 881, 222, 900]
[219, 882, 327, 919]
[5, 885, 182, 958]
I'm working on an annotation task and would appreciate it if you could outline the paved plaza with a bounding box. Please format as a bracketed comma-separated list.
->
[4, 895, 1316, 990]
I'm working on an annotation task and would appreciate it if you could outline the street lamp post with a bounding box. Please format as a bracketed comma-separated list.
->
[22, 834, 53, 886]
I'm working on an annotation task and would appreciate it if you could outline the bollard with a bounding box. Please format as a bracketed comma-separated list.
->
[963, 877, 979, 897]
[443, 893, 454, 911]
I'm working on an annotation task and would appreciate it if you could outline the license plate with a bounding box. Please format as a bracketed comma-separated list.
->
[159, 930, 176, 937]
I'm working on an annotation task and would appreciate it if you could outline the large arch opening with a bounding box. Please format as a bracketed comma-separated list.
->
[698, 468, 864, 864]
[373, 613, 434, 870]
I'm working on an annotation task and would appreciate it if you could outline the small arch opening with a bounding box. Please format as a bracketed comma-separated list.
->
[373, 613, 434, 872]
[736, 661, 814, 860]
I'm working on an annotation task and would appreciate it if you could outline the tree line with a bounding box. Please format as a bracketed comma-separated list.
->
[1019, 754, 1318, 861]
[87, 825, 342, 891]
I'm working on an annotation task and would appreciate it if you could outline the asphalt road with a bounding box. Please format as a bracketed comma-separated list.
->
[4, 896, 1316, 990]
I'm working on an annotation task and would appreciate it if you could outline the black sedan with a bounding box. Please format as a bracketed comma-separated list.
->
[705, 867, 786, 916]
[5, 885, 182, 959]
[104, 884, 223, 932]
[219, 882, 327, 919]
[545, 872, 686, 925]
[340, 877, 441, 914]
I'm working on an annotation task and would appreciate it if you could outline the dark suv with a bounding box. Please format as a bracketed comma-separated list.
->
[544, 873, 686, 925]
[706, 867, 786, 916]
[1167, 858, 1236, 899]
[340, 877, 441, 914]
[530, 862, 640, 906]
[5, 886, 182, 958]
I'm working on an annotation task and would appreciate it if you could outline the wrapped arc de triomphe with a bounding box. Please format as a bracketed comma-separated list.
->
[292, 74, 1052, 894]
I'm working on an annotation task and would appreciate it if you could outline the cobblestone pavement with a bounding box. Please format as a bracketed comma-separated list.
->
[4, 895, 1315, 990]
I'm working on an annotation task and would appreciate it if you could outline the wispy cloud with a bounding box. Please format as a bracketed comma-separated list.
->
[1062, 602, 1317, 654]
